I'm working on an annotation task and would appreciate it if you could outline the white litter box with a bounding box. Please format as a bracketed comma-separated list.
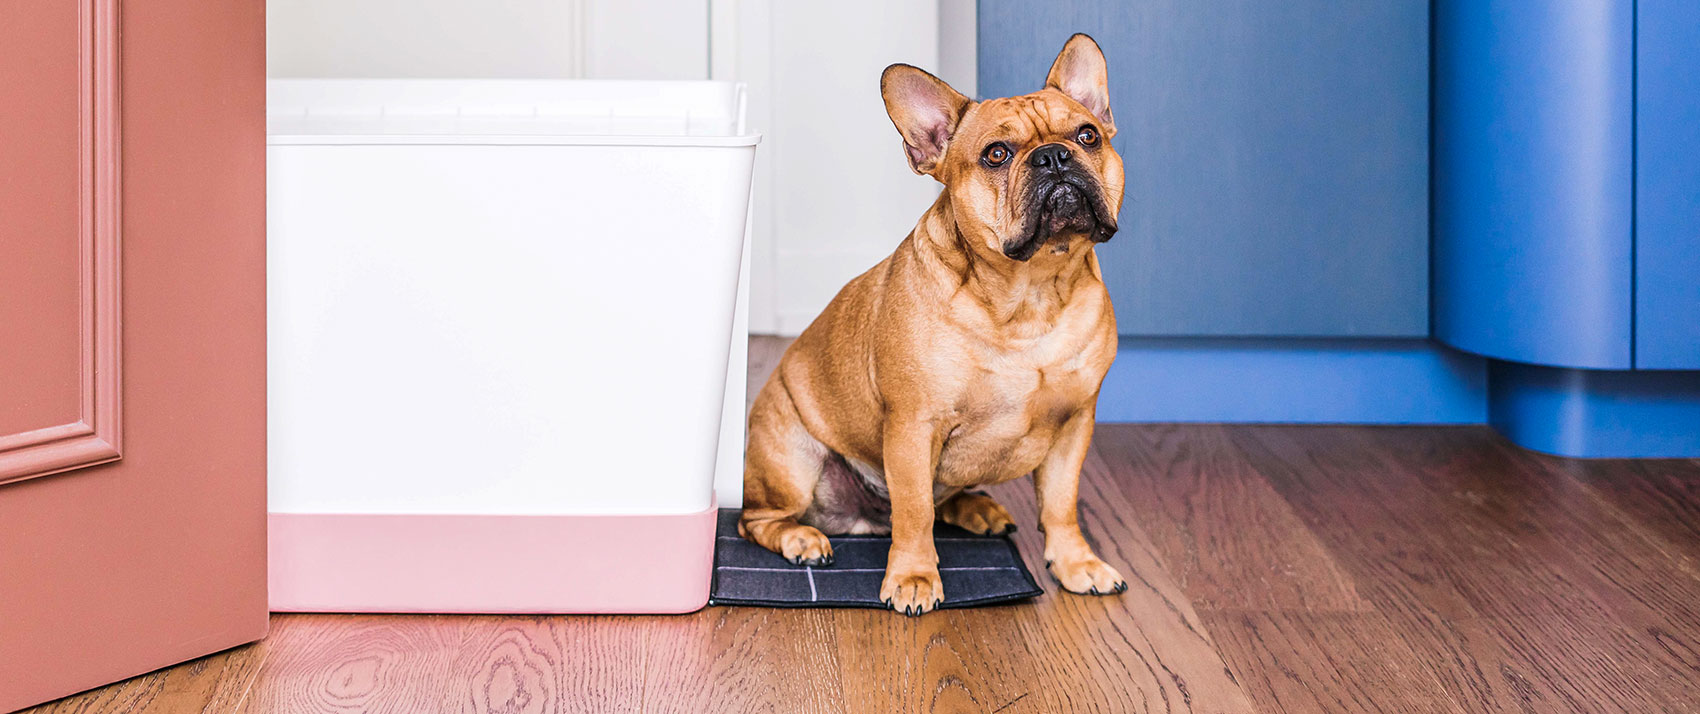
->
[266, 80, 758, 613]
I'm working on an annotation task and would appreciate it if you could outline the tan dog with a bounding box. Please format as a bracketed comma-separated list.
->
[740, 34, 1126, 616]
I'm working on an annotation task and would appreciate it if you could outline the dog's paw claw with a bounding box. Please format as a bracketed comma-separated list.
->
[1050, 557, 1126, 596]
[880, 570, 944, 616]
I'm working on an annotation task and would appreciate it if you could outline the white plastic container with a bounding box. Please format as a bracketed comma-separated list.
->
[267, 80, 757, 613]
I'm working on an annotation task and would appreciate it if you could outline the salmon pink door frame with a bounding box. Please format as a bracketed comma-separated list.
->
[0, 0, 122, 486]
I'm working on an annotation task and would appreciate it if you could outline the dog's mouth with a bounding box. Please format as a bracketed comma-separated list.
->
[1041, 183, 1095, 236]
[1004, 175, 1117, 261]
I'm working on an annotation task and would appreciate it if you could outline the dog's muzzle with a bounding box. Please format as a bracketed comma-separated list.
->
[1041, 183, 1095, 236]
[1003, 165, 1117, 261]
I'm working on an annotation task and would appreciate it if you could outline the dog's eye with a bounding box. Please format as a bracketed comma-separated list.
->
[1076, 125, 1100, 147]
[981, 143, 1011, 168]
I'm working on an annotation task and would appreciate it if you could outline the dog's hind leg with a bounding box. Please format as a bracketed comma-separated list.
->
[937, 490, 1016, 536]
[738, 377, 836, 566]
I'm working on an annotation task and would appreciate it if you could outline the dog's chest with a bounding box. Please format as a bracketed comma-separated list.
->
[933, 342, 1107, 487]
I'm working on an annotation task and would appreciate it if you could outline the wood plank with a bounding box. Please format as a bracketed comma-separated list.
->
[1231, 426, 1620, 619]
[1233, 425, 1700, 713]
[1091, 424, 1371, 613]
[241, 610, 847, 714]
[1353, 430, 1700, 710]
[1219, 427, 1483, 620]
[1457, 613, 1692, 714]
[983, 442, 1259, 713]
[1201, 610, 1467, 714]
[457, 619, 601, 714]
[660, 607, 846, 714]
[238, 614, 474, 713]
[831, 606, 1043, 714]
[1221, 427, 1546, 711]
[520, 615, 648, 713]
[629, 612, 716, 713]
[240, 613, 655, 714]
[1541, 456, 1700, 563]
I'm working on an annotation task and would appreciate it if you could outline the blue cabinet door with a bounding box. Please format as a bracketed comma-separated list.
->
[978, 1, 1429, 337]
[1432, 0, 1635, 369]
[1636, 0, 1700, 369]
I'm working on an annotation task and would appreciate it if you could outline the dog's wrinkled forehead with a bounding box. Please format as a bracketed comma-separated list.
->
[958, 91, 1095, 151]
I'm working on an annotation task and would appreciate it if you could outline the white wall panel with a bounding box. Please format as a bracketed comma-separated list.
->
[268, 0, 707, 80]
[766, 1, 944, 334]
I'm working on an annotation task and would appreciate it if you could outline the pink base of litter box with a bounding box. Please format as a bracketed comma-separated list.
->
[269, 503, 718, 614]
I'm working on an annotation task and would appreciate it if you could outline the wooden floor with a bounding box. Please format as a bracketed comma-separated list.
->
[27, 337, 1700, 713]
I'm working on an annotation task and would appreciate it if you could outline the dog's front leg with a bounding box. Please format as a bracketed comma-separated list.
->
[879, 414, 944, 616]
[1035, 408, 1127, 595]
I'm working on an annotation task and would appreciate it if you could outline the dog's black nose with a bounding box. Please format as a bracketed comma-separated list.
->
[1029, 143, 1072, 170]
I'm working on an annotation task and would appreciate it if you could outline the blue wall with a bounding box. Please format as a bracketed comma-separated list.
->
[978, 0, 1430, 337]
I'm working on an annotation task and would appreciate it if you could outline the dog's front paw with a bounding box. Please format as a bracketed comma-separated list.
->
[880, 568, 944, 616]
[1047, 556, 1127, 596]
[779, 525, 834, 567]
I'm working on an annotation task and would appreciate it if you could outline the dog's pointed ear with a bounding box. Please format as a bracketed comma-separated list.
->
[1045, 34, 1115, 136]
[881, 64, 972, 177]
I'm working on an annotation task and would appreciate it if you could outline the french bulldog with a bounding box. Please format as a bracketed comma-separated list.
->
[740, 34, 1126, 616]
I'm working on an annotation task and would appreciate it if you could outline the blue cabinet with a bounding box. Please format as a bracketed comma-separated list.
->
[1432, 0, 1636, 370]
[1433, 0, 1700, 457]
[978, 1, 1430, 337]
[1636, 0, 1700, 369]
[1434, 0, 1700, 371]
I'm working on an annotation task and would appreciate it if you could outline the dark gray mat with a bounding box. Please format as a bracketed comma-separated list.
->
[708, 509, 1043, 609]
